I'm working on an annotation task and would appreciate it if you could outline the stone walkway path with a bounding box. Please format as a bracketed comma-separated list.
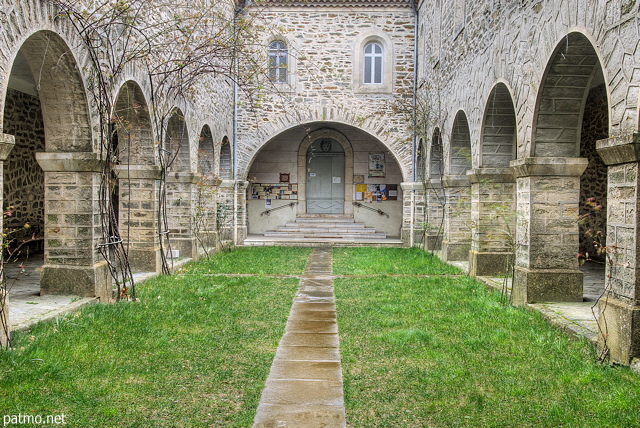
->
[253, 247, 346, 428]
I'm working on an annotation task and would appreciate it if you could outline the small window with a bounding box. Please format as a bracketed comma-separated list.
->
[268, 41, 288, 83]
[363, 42, 383, 84]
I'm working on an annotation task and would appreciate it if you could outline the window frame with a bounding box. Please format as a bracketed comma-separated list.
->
[353, 31, 393, 94]
[268, 40, 288, 84]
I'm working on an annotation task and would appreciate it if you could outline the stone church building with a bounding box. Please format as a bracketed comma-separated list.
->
[2, 0, 640, 365]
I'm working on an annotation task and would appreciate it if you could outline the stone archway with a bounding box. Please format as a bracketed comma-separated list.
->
[469, 83, 518, 276]
[112, 81, 161, 273]
[442, 112, 472, 261]
[512, 31, 607, 305]
[3, 31, 109, 300]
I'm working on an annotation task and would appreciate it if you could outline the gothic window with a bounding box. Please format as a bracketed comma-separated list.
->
[268, 40, 288, 83]
[363, 42, 383, 84]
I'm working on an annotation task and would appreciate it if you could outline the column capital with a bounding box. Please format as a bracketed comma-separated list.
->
[35, 152, 102, 172]
[442, 174, 470, 187]
[400, 182, 424, 191]
[467, 167, 514, 184]
[0, 133, 16, 161]
[510, 157, 588, 178]
[596, 132, 640, 165]
[114, 164, 162, 180]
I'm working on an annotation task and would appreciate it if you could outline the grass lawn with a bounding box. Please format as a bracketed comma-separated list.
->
[333, 247, 461, 276]
[333, 248, 640, 427]
[0, 247, 301, 427]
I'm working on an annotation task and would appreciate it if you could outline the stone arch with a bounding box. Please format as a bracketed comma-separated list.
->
[113, 80, 154, 166]
[532, 31, 609, 157]
[198, 125, 216, 175]
[5, 30, 92, 152]
[480, 83, 517, 167]
[240, 105, 411, 181]
[448, 111, 472, 175]
[220, 136, 232, 179]
[164, 108, 189, 172]
[296, 128, 354, 215]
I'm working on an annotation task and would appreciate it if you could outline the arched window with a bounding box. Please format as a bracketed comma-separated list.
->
[268, 40, 288, 83]
[363, 42, 383, 84]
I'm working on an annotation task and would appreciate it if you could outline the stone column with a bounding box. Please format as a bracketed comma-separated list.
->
[0, 133, 15, 347]
[400, 182, 424, 246]
[424, 177, 445, 251]
[468, 168, 516, 276]
[193, 175, 222, 253]
[35, 152, 111, 301]
[114, 165, 162, 273]
[234, 180, 249, 244]
[510, 157, 588, 305]
[165, 172, 198, 260]
[595, 133, 640, 364]
[441, 175, 471, 261]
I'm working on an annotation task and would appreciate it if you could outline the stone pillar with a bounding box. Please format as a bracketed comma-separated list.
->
[165, 172, 198, 260]
[510, 157, 588, 305]
[441, 175, 471, 261]
[114, 165, 162, 273]
[234, 180, 249, 244]
[35, 152, 111, 301]
[193, 175, 222, 254]
[0, 133, 15, 347]
[424, 177, 445, 251]
[400, 182, 424, 246]
[468, 168, 516, 276]
[595, 133, 640, 364]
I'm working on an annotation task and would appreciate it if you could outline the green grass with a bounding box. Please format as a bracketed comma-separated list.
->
[334, 272, 640, 427]
[0, 248, 300, 427]
[333, 247, 461, 275]
[181, 246, 312, 275]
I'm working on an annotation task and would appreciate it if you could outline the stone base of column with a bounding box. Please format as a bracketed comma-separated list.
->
[235, 225, 248, 245]
[442, 241, 470, 262]
[512, 266, 583, 305]
[41, 261, 111, 301]
[128, 248, 162, 273]
[424, 233, 442, 251]
[0, 289, 9, 348]
[169, 237, 198, 260]
[469, 250, 513, 277]
[597, 296, 640, 365]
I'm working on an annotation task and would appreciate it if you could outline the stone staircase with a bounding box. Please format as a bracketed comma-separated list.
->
[244, 215, 403, 247]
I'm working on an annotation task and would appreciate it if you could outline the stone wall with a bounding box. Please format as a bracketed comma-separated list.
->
[237, 4, 415, 181]
[2, 89, 45, 241]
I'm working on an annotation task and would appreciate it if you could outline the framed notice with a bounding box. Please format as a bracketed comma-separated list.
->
[368, 153, 385, 177]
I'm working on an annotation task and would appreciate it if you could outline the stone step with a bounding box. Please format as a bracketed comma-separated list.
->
[264, 232, 387, 239]
[285, 221, 364, 228]
[292, 217, 355, 223]
[275, 227, 376, 234]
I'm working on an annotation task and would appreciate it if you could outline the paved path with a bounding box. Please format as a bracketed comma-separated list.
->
[253, 247, 346, 428]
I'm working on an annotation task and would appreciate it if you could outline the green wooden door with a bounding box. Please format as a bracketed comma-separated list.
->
[307, 140, 345, 214]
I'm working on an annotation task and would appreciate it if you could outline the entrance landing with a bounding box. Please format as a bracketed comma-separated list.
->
[253, 247, 346, 427]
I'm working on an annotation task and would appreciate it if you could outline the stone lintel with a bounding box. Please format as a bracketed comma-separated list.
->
[469, 250, 513, 277]
[426, 177, 443, 186]
[512, 266, 583, 305]
[40, 261, 111, 302]
[467, 167, 514, 184]
[442, 174, 470, 188]
[597, 295, 640, 365]
[596, 133, 640, 165]
[0, 133, 16, 161]
[36, 152, 102, 172]
[510, 157, 588, 178]
[114, 165, 162, 180]
[400, 181, 424, 191]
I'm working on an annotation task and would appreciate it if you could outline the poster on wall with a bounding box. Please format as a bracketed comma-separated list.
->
[368, 153, 385, 177]
[355, 184, 367, 201]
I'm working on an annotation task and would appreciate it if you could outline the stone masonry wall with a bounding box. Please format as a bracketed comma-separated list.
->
[237, 6, 415, 181]
[2, 89, 45, 240]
